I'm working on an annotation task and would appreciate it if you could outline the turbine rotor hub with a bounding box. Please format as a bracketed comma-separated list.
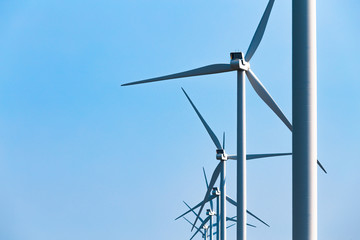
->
[206, 209, 215, 216]
[230, 51, 250, 71]
[212, 187, 220, 196]
[216, 149, 228, 161]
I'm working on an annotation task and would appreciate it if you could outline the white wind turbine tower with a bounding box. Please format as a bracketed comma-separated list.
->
[122, 0, 325, 239]
[292, 0, 319, 239]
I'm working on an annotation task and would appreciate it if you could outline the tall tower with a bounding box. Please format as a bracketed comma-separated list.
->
[292, 0, 318, 240]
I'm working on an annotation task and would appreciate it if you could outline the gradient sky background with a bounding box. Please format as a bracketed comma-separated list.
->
[0, 0, 359, 239]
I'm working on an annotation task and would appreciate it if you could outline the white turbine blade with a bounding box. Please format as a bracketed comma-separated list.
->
[246, 210, 270, 227]
[192, 162, 222, 231]
[189, 224, 203, 240]
[122, 64, 234, 86]
[245, 0, 275, 62]
[226, 217, 237, 222]
[214, 219, 255, 229]
[202, 167, 214, 210]
[212, 223, 236, 236]
[212, 215, 237, 227]
[226, 195, 270, 227]
[182, 88, 222, 149]
[228, 223, 237, 229]
[222, 132, 225, 149]
[184, 201, 205, 223]
[227, 155, 237, 160]
[203, 167, 209, 189]
[226, 195, 237, 207]
[183, 217, 204, 235]
[246, 69, 293, 131]
[227, 153, 291, 160]
[317, 159, 327, 174]
[228, 154, 327, 173]
[175, 195, 217, 220]
[246, 153, 292, 160]
[190, 216, 211, 240]
[247, 223, 257, 228]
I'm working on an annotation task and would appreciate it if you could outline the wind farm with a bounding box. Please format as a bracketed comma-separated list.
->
[122, 0, 324, 239]
[1, 0, 359, 240]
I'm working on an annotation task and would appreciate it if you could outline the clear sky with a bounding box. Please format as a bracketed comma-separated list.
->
[0, 0, 359, 240]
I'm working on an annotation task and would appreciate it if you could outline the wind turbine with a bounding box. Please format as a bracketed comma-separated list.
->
[182, 201, 214, 240]
[177, 188, 268, 240]
[183, 216, 237, 240]
[202, 172, 267, 240]
[202, 170, 259, 240]
[122, 0, 325, 239]
[182, 201, 213, 240]
[182, 200, 256, 240]
[183, 216, 208, 240]
[178, 166, 269, 240]
[181, 88, 289, 239]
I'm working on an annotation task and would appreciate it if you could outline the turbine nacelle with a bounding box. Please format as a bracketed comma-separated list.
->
[230, 52, 250, 71]
[216, 149, 228, 161]
[212, 187, 220, 196]
[206, 209, 215, 216]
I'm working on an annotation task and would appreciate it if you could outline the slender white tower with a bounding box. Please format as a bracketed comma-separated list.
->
[237, 70, 247, 240]
[292, 0, 317, 240]
[220, 160, 227, 240]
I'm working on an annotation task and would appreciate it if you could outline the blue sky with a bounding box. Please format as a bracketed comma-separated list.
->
[0, 0, 359, 239]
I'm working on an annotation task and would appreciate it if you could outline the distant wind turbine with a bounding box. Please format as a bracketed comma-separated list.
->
[181, 88, 288, 239]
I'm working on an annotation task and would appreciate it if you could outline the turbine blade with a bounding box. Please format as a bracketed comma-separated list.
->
[228, 154, 327, 173]
[226, 217, 237, 222]
[175, 195, 217, 220]
[317, 159, 327, 174]
[213, 215, 236, 227]
[122, 64, 234, 86]
[245, 0, 275, 62]
[247, 223, 257, 228]
[212, 223, 236, 236]
[192, 162, 222, 231]
[202, 167, 214, 210]
[190, 216, 211, 240]
[246, 153, 292, 160]
[223, 132, 226, 149]
[226, 195, 237, 208]
[184, 201, 205, 223]
[183, 217, 204, 235]
[226, 195, 270, 227]
[246, 69, 293, 131]
[214, 220, 255, 229]
[182, 88, 222, 149]
[228, 223, 237, 229]
[227, 155, 237, 160]
[246, 210, 270, 227]
[203, 167, 209, 189]
[190, 224, 203, 240]
[228, 153, 292, 160]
